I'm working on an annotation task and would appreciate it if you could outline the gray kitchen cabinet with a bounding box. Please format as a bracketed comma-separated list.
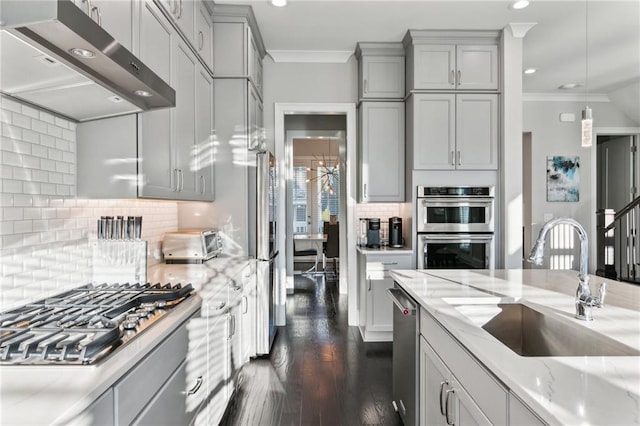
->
[195, 66, 215, 201]
[508, 394, 546, 426]
[212, 5, 266, 97]
[195, 4, 214, 72]
[358, 102, 405, 202]
[358, 252, 412, 341]
[89, 0, 134, 51]
[248, 83, 264, 151]
[419, 337, 491, 426]
[404, 30, 500, 92]
[407, 93, 498, 170]
[77, 0, 215, 201]
[355, 42, 405, 100]
[156, 0, 195, 46]
[420, 309, 507, 425]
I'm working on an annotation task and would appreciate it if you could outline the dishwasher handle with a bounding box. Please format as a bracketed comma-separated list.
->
[386, 288, 417, 316]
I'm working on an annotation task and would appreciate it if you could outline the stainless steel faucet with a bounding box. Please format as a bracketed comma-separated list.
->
[527, 217, 606, 321]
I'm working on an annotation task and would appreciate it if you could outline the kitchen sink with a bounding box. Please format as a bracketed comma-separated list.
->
[477, 303, 640, 357]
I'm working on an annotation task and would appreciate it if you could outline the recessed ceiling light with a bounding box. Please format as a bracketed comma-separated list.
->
[558, 83, 582, 90]
[272, 0, 287, 7]
[134, 90, 153, 97]
[523, 68, 537, 75]
[511, 0, 530, 10]
[68, 48, 96, 58]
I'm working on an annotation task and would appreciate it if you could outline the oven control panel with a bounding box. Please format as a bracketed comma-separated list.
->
[417, 186, 494, 197]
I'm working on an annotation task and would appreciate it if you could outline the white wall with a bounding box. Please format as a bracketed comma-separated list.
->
[0, 96, 178, 311]
[523, 99, 638, 272]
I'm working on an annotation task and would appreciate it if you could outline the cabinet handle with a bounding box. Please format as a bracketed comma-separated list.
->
[215, 301, 226, 310]
[439, 380, 449, 415]
[242, 295, 248, 314]
[179, 169, 184, 191]
[173, 168, 179, 191]
[231, 314, 236, 337]
[90, 6, 102, 25]
[199, 31, 204, 50]
[177, 0, 183, 19]
[81, 0, 92, 16]
[364, 79, 368, 94]
[381, 262, 398, 266]
[457, 70, 461, 86]
[449, 70, 455, 86]
[457, 151, 461, 166]
[200, 175, 205, 194]
[367, 279, 371, 291]
[450, 151, 455, 166]
[364, 183, 367, 199]
[445, 388, 455, 425]
[187, 376, 203, 395]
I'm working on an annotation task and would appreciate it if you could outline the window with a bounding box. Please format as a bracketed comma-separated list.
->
[293, 166, 308, 234]
[315, 165, 340, 233]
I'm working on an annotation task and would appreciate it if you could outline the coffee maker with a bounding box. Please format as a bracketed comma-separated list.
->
[389, 217, 403, 248]
[366, 218, 380, 248]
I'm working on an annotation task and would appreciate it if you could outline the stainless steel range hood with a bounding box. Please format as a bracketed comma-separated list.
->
[0, 0, 175, 121]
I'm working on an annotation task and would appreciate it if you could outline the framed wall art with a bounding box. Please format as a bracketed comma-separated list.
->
[547, 155, 580, 202]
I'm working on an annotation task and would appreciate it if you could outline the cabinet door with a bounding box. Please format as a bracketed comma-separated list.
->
[413, 44, 456, 90]
[456, 45, 498, 91]
[241, 266, 256, 361]
[361, 56, 405, 99]
[91, 0, 133, 51]
[455, 94, 498, 170]
[173, 0, 195, 45]
[248, 84, 262, 151]
[195, 5, 213, 72]
[419, 337, 449, 426]
[173, 40, 199, 199]
[410, 94, 455, 170]
[138, 0, 174, 198]
[366, 276, 393, 332]
[207, 314, 230, 426]
[228, 299, 243, 394]
[196, 66, 214, 201]
[358, 102, 404, 202]
[450, 376, 492, 426]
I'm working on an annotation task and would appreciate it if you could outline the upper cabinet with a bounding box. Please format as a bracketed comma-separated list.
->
[404, 30, 500, 93]
[407, 93, 498, 170]
[212, 5, 266, 98]
[355, 42, 405, 100]
[88, 0, 135, 52]
[358, 102, 405, 202]
[157, 0, 195, 46]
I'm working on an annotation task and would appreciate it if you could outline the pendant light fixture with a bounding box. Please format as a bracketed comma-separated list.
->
[581, 0, 593, 147]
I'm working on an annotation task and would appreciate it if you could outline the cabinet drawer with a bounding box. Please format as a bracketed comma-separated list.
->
[420, 308, 507, 425]
[366, 254, 412, 275]
[132, 359, 202, 426]
[115, 319, 190, 426]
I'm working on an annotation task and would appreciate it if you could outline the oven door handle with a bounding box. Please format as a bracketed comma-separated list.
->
[420, 198, 494, 205]
[421, 234, 494, 243]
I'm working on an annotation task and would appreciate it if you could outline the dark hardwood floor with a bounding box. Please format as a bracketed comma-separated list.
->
[221, 273, 402, 426]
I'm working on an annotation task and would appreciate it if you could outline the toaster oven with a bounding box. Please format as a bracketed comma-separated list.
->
[162, 229, 222, 263]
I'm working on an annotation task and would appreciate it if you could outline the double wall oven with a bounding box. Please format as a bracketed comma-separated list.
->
[416, 186, 495, 270]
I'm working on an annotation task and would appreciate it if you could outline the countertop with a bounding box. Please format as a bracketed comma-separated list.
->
[356, 245, 413, 255]
[0, 255, 252, 426]
[390, 268, 640, 426]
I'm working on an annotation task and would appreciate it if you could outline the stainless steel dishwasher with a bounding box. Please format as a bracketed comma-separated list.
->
[387, 284, 419, 426]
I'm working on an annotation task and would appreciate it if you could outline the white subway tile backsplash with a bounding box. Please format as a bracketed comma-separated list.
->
[40, 111, 55, 124]
[1, 98, 179, 310]
[12, 112, 31, 129]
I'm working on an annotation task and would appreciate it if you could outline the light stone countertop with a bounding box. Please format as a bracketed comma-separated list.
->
[356, 245, 413, 255]
[0, 255, 252, 426]
[390, 268, 640, 426]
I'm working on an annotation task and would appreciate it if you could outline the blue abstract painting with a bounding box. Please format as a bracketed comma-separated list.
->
[547, 156, 580, 202]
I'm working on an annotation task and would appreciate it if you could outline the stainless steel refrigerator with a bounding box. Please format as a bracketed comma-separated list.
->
[249, 150, 278, 356]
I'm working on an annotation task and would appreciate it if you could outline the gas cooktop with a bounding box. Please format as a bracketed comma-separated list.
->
[0, 282, 194, 365]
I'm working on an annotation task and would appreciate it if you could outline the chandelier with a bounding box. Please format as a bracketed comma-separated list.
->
[305, 139, 339, 195]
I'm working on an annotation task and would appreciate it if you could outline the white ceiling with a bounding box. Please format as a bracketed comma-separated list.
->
[216, 0, 640, 109]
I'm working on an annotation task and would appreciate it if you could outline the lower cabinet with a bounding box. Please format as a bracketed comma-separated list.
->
[419, 309, 508, 425]
[358, 252, 412, 341]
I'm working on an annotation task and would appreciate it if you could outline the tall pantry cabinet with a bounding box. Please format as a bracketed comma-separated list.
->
[355, 43, 406, 203]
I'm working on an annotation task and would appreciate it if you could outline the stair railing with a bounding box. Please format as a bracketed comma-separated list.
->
[598, 196, 640, 283]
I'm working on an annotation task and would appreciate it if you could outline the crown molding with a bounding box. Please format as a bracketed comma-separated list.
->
[523, 93, 611, 103]
[267, 50, 353, 63]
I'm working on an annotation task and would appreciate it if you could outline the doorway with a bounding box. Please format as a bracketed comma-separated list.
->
[274, 103, 358, 327]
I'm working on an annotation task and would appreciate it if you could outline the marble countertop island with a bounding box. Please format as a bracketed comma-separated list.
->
[390, 268, 640, 426]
